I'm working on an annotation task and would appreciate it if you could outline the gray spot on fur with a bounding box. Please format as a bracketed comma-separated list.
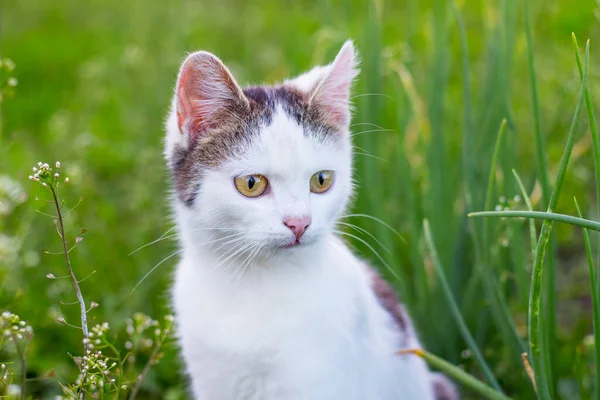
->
[368, 266, 459, 399]
[431, 372, 460, 400]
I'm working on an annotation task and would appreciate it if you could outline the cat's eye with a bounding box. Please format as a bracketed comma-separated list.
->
[310, 170, 334, 194]
[234, 174, 269, 198]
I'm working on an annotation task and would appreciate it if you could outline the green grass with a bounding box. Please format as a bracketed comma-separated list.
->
[1, 0, 600, 398]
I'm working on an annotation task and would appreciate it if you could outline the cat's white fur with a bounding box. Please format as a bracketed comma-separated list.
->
[166, 42, 438, 399]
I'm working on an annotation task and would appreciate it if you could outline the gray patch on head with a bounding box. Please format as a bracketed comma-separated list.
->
[169, 85, 342, 206]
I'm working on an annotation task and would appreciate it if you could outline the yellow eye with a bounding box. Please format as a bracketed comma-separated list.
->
[310, 170, 334, 194]
[234, 174, 269, 198]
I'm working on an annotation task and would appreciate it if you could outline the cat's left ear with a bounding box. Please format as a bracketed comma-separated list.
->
[308, 41, 360, 128]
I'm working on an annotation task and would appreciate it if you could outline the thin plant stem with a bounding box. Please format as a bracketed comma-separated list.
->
[574, 197, 600, 399]
[572, 32, 600, 273]
[127, 321, 172, 400]
[9, 332, 26, 400]
[50, 185, 89, 398]
[474, 42, 589, 399]
[572, 35, 600, 397]
[423, 220, 504, 392]
[397, 349, 513, 400]
[469, 210, 600, 232]
[525, 2, 557, 393]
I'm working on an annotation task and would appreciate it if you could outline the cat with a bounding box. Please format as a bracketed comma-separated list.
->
[165, 40, 458, 400]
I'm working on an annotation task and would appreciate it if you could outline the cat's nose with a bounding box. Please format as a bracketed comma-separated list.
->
[283, 216, 312, 241]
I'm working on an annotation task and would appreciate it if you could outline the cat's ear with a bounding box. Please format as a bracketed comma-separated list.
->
[175, 51, 249, 138]
[308, 41, 360, 128]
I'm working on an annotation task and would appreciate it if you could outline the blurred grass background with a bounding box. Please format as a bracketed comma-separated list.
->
[1, 0, 600, 398]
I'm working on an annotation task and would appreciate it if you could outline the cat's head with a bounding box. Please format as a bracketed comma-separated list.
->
[165, 41, 359, 258]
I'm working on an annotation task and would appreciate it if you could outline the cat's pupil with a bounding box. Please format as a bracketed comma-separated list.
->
[248, 176, 255, 189]
[318, 173, 324, 185]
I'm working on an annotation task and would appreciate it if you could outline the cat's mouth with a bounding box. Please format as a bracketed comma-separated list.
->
[283, 240, 301, 249]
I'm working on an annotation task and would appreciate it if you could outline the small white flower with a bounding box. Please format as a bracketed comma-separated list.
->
[55, 161, 61, 168]
[125, 341, 132, 349]
[7, 384, 21, 396]
[7, 78, 17, 87]
[54, 173, 59, 178]
[33, 167, 37, 172]
[64, 177, 70, 184]
[499, 195, 506, 203]
[495, 205, 502, 211]
[42, 182, 47, 187]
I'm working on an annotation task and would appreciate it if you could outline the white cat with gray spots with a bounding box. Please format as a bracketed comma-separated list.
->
[165, 41, 458, 400]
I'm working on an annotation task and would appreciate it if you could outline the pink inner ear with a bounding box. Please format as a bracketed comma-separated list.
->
[175, 52, 247, 137]
[310, 42, 358, 127]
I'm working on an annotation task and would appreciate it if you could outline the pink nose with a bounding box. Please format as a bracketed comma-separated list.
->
[283, 216, 312, 241]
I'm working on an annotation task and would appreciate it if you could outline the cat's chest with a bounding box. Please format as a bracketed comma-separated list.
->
[173, 253, 362, 351]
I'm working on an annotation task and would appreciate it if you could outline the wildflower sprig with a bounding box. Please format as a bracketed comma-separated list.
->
[62, 323, 120, 398]
[29, 161, 69, 187]
[28, 161, 90, 398]
[25, 161, 174, 399]
[0, 311, 32, 400]
[125, 314, 174, 400]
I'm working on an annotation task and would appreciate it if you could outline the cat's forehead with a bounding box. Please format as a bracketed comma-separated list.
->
[171, 85, 341, 205]
[236, 105, 342, 179]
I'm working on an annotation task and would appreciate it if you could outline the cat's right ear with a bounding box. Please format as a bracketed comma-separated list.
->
[175, 51, 249, 139]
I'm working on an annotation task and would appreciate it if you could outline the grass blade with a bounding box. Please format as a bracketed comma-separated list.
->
[512, 169, 538, 255]
[469, 211, 600, 232]
[397, 349, 513, 400]
[526, 40, 589, 399]
[463, 118, 527, 365]
[472, 39, 589, 399]
[423, 219, 504, 392]
[574, 197, 600, 398]
[572, 34, 600, 339]
[525, 3, 557, 392]
[449, 0, 474, 211]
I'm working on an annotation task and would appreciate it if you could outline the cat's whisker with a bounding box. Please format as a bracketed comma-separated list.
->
[131, 249, 183, 294]
[350, 128, 395, 138]
[333, 229, 400, 280]
[350, 122, 386, 129]
[210, 240, 254, 272]
[350, 93, 394, 101]
[211, 234, 250, 253]
[128, 225, 178, 256]
[336, 221, 393, 255]
[353, 152, 387, 162]
[129, 226, 240, 255]
[338, 213, 406, 243]
[236, 244, 263, 282]
[353, 146, 387, 163]
[194, 232, 247, 250]
[229, 242, 262, 282]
